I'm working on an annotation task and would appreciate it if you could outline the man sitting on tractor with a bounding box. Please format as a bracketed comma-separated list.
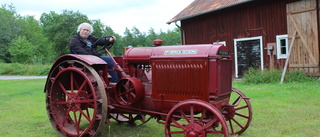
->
[69, 22, 119, 83]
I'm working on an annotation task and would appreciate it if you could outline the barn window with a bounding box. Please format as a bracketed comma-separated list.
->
[276, 35, 288, 59]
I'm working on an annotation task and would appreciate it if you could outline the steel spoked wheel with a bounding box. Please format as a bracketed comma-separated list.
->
[46, 60, 108, 137]
[223, 88, 252, 135]
[165, 99, 229, 137]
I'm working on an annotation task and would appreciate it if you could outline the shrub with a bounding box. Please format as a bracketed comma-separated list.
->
[0, 63, 51, 76]
[242, 67, 316, 84]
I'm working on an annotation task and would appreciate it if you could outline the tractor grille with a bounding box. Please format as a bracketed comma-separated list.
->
[152, 60, 208, 101]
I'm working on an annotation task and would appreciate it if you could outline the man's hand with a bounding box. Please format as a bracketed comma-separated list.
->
[109, 36, 116, 42]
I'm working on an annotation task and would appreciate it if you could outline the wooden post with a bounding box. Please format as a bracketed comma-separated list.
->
[280, 31, 297, 84]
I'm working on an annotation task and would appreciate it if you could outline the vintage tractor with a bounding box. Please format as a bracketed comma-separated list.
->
[44, 39, 252, 137]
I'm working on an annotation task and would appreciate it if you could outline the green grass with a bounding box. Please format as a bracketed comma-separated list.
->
[0, 79, 319, 136]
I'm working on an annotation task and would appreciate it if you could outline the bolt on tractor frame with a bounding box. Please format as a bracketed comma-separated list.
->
[44, 42, 252, 137]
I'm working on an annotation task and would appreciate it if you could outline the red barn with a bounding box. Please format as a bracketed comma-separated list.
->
[168, 0, 320, 78]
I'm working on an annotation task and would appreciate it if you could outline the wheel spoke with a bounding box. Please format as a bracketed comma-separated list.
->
[235, 105, 249, 111]
[190, 104, 194, 124]
[231, 117, 244, 128]
[79, 109, 91, 122]
[53, 101, 68, 105]
[70, 71, 74, 92]
[58, 81, 68, 95]
[62, 109, 72, 126]
[86, 109, 91, 121]
[73, 111, 83, 135]
[228, 119, 235, 134]
[123, 84, 129, 91]
[178, 108, 189, 123]
[169, 117, 185, 129]
[199, 108, 207, 122]
[78, 80, 87, 92]
[232, 96, 241, 105]
[201, 117, 218, 130]
[120, 90, 129, 96]
[235, 112, 249, 119]
[78, 99, 95, 104]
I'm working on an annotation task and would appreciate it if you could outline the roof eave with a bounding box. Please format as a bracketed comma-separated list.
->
[167, 0, 253, 24]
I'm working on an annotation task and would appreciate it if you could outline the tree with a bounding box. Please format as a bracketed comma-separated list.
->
[9, 15, 54, 64]
[158, 28, 181, 46]
[103, 26, 124, 56]
[146, 27, 158, 46]
[123, 27, 134, 47]
[0, 4, 19, 63]
[40, 10, 90, 57]
[8, 36, 34, 63]
[91, 19, 104, 37]
[131, 26, 147, 47]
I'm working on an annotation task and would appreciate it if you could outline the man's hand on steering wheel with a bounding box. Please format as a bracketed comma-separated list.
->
[91, 36, 116, 56]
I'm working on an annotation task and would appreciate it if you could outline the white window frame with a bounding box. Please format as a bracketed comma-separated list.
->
[276, 34, 288, 59]
[234, 36, 263, 78]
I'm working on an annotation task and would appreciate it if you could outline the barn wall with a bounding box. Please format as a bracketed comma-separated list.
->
[181, 0, 301, 70]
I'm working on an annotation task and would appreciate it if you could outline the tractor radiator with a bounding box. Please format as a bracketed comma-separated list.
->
[152, 60, 209, 101]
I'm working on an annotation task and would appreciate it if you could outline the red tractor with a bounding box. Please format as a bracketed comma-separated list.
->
[44, 40, 252, 137]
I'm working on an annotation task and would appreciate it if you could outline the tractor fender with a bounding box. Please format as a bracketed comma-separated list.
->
[44, 54, 107, 93]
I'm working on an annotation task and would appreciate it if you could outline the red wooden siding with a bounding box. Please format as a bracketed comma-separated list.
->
[180, 0, 300, 69]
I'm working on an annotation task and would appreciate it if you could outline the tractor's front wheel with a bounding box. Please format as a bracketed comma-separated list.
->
[165, 99, 229, 137]
[46, 60, 108, 136]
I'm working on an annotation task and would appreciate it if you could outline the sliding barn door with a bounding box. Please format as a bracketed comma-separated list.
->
[286, 0, 319, 75]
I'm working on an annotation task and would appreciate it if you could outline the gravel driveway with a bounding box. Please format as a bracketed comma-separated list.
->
[0, 76, 47, 80]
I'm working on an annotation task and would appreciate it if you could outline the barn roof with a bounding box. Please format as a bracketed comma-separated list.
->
[167, 0, 253, 24]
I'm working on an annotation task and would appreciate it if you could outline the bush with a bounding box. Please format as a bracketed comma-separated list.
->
[242, 67, 316, 84]
[0, 63, 51, 76]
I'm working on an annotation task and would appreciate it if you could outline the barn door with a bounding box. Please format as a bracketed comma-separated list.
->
[286, 0, 319, 75]
[234, 36, 263, 78]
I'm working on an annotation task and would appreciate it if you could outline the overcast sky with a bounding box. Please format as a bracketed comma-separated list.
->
[1, 0, 194, 35]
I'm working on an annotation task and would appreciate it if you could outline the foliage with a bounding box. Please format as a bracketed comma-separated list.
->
[40, 10, 90, 57]
[1, 4, 182, 64]
[0, 63, 51, 75]
[243, 67, 316, 84]
[9, 16, 54, 64]
[8, 36, 34, 63]
[0, 4, 19, 63]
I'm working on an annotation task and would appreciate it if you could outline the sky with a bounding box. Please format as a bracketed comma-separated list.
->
[1, 0, 194, 35]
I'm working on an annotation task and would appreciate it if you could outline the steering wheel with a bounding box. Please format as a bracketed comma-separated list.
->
[91, 35, 114, 56]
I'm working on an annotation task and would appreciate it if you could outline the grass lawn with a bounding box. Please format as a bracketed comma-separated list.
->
[0, 79, 319, 137]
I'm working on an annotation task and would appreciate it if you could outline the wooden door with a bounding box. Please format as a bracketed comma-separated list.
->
[286, 0, 319, 75]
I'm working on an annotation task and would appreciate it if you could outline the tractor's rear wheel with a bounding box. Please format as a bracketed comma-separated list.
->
[46, 60, 108, 136]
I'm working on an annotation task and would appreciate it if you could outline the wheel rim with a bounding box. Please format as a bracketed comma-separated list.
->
[223, 88, 252, 135]
[165, 99, 229, 137]
[46, 60, 107, 136]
